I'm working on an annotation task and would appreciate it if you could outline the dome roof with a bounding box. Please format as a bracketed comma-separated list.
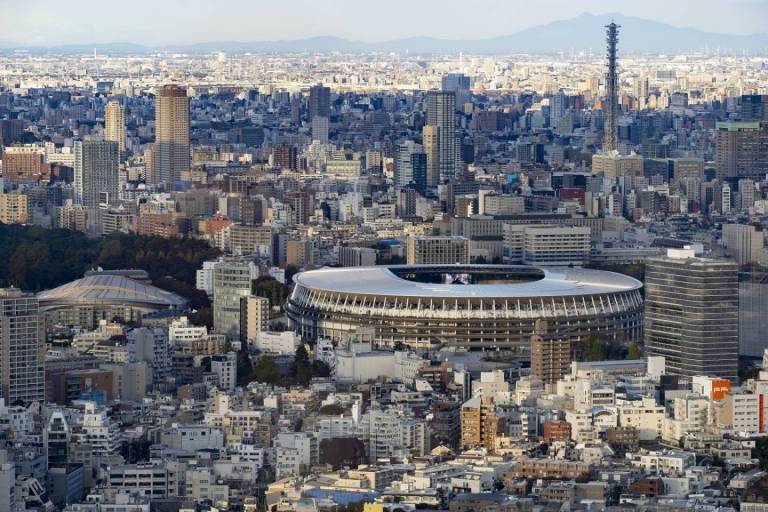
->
[38, 274, 186, 308]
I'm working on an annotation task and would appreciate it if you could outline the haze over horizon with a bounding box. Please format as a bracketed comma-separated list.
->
[1, 0, 766, 47]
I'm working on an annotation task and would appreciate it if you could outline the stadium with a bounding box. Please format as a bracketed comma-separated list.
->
[286, 265, 643, 353]
[38, 271, 187, 329]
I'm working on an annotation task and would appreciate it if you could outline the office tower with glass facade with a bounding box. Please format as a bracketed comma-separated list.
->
[739, 271, 768, 358]
[645, 248, 739, 381]
[308, 83, 330, 121]
[741, 94, 768, 122]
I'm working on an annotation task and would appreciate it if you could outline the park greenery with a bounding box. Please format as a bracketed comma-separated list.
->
[0, 223, 220, 308]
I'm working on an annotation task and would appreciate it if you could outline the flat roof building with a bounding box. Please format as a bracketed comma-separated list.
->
[406, 236, 470, 265]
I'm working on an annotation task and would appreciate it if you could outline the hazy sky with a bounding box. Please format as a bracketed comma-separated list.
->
[1, 0, 766, 46]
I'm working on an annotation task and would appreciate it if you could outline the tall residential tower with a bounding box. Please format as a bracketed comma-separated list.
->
[426, 90, 457, 183]
[105, 100, 126, 154]
[153, 84, 190, 186]
[0, 288, 45, 404]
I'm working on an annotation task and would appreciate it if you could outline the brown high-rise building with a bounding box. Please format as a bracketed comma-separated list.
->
[153, 85, 190, 186]
[105, 100, 126, 154]
[422, 125, 440, 188]
[531, 319, 575, 387]
[284, 191, 311, 225]
[273, 144, 298, 171]
[460, 396, 505, 451]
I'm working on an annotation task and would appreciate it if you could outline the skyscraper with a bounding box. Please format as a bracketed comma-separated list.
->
[105, 100, 126, 154]
[426, 90, 457, 183]
[0, 288, 45, 404]
[422, 125, 440, 188]
[308, 83, 330, 121]
[74, 140, 119, 208]
[603, 22, 620, 153]
[153, 84, 190, 186]
[645, 248, 738, 381]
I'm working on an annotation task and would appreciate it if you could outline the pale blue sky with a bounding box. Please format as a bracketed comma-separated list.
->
[1, 0, 766, 46]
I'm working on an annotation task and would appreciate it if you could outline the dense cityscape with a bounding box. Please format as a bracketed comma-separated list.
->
[1, 5, 768, 512]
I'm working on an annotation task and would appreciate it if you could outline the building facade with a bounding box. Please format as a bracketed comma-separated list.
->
[0, 289, 45, 403]
[645, 248, 739, 380]
[153, 84, 190, 185]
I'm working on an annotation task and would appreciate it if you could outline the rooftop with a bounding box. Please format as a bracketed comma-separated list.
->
[293, 265, 642, 299]
[38, 274, 186, 308]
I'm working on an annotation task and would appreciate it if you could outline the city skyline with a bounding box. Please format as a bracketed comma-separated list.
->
[1, 0, 766, 47]
[2, 2, 768, 509]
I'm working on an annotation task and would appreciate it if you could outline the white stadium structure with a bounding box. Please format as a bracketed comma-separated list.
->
[287, 264, 643, 354]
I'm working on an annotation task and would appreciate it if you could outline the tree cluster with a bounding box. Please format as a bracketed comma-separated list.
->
[244, 346, 331, 387]
[0, 223, 220, 309]
[578, 334, 640, 362]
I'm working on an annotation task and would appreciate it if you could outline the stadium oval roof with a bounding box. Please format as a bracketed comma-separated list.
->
[38, 274, 186, 308]
[293, 264, 642, 299]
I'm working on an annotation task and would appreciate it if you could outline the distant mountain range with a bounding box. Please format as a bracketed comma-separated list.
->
[3, 13, 768, 55]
